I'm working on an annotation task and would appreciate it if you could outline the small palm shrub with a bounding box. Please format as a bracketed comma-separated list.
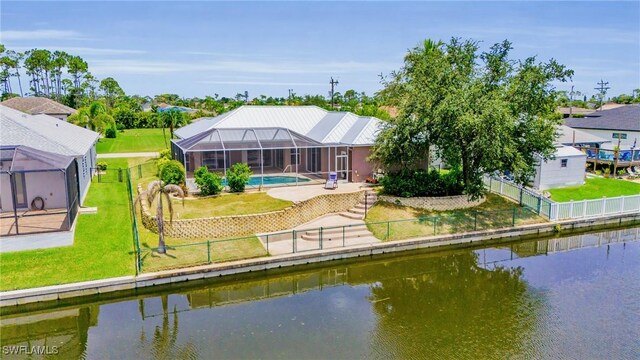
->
[227, 163, 252, 192]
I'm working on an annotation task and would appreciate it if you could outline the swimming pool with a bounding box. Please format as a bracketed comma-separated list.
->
[222, 175, 311, 187]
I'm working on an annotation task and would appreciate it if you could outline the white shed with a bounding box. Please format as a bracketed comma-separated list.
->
[533, 145, 586, 190]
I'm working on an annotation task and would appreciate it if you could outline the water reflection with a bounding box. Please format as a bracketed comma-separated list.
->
[1, 226, 638, 359]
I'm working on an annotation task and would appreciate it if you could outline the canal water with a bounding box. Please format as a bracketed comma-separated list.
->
[1, 227, 639, 359]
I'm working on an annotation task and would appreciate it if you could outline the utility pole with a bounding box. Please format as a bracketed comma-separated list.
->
[569, 85, 574, 118]
[594, 79, 610, 111]
[330, 77, 339, 109]
[288, 89, 294, 101]
[244, 90, 249, 104]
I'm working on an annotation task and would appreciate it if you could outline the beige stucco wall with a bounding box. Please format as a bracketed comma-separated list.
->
[0, 171, 66, 211]
[138, 185, 364, 239]
[351, 146, 375, 183]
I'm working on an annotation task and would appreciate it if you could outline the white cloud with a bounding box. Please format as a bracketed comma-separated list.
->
[1, 29, 85, 41]
[199, 80, 327, 86]
[8, 46, 146, 56]
[90, 58, 397, 75]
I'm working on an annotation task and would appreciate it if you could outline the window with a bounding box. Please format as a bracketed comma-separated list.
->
[612, 133, 627, 140]
[561, 159, 568, 168]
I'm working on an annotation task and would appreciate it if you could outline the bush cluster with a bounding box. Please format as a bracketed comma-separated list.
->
[380, 168, 464, 198]
[194, 166, 223, 196]
[159, 159, 185, 185]
[97, 161, 108, 171]
[227, 163, 252, 192]
[105, 125, 117, 138]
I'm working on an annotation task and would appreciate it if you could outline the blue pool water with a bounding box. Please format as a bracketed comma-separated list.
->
[223, 175, 310, 186]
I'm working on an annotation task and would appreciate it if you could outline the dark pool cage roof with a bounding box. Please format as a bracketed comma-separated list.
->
[172, 127, 326, 152]
[0, 145, 75, 173]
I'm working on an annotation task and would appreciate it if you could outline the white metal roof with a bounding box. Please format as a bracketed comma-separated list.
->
[175, 105, 384, 146]
[555, 145, 587, 158]
[0, 105, 99, 156]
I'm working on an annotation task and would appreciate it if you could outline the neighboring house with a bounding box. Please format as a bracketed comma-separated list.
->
[531, 125, 607, 190]
[0, 105, 99, 207]
[1, 96, 77, 121]
[172, 106, 382, 183]
[564, 104, 640, 147]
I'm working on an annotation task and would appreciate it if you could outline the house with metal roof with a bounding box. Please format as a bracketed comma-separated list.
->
[171, 106, 383, 185]
[564, 105, 640, 147]
[1, 96, 77, 121]
[0, 105, 99, 225]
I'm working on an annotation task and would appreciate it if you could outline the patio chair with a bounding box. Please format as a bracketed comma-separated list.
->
[325, 172, 338, 190]
[626, 167, 637, 178]
[633, 166, 640, 175]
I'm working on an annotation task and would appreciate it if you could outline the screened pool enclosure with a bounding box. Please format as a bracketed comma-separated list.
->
[0, 145, 79, 236]
[171, 127, 353, 187]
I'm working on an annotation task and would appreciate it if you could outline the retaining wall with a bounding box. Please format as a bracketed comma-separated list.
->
[378, 194, 485, 210]
[138, 186, 365, 238]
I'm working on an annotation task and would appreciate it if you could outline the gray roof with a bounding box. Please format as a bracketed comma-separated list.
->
[564, 104, 640, 132]
[1, 96, 77, 116]
[556, 125, 610, 145]
[174, 105, 383, 146]
[0, 105, 99, 156]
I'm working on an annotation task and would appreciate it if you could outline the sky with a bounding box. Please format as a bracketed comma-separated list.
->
[1, 1, 639, 99]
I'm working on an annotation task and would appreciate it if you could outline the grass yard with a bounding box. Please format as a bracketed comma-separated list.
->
[96, 128, 169, 154]
[149, 192, 293, 219]
[0, 158, 135, 291]
[547, 177, 640, 202]
[365, 193, 545, 241]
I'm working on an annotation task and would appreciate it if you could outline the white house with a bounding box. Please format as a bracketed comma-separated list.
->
[564, 105, 640, 147]
[0, 105, 99, 206]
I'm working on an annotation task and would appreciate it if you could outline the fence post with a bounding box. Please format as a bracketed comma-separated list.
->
[602, 197, 607, 216]
[500, 180, 504, 194]
[474, 211, 478, 231]
[386, 222, 390, 240]
[620, 196, 625, 213]
[537, 196, 541, 215]
[319, 227, 323, 250]
[138, 164, 142, 179]
[118, 168, 123, 182]
[519, 187, 523, 206]
[433, 218, 437, 235]
[569, 200, 574, 218]
[207, 240, 211, 264]
[293, 230, 297, 253]
[512, 208, 517, 226]
[266, 234, 270, 254]
[342, 226, 346, 247]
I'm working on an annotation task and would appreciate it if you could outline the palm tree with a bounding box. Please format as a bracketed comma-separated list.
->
[135, 180, 184, 254]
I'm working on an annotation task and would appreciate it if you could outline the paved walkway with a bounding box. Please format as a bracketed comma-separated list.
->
[267, 182, 368, 202]
[97, 152, 159, 159]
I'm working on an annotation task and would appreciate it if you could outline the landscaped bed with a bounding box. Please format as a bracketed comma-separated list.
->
[96, 128, 168, 153]
[547, 177, 640, 202]
[365, 193, 545, 241]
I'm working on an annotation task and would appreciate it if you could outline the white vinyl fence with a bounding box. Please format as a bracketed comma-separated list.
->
[483, 176, 640, 221]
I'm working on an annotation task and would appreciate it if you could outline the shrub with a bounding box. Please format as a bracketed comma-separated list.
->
[159, 160, 185, 185]
[380, 168, 464, 197]
[159, 148, 172, 160]
[105, 125, 117, 138]
[227, 163, 252, 192]
[97, 161, 108, 171]
[156, 157, 171, 176]
[194, 166, 223, 196]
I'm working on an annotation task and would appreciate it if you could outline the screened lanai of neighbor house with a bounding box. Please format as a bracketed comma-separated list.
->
[171, 106, 383, 187]
[0, 145, 79, 236]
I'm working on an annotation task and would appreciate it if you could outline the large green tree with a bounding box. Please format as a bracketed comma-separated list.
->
[372, 38, 573, 199]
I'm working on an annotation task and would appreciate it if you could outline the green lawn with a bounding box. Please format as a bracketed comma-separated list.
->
[96, 128, 169, 154]
[149, 192, 293, 219]
[547, 177, 640, 202]
[0, 158, 135, 291]
[365, 193, 545, 241]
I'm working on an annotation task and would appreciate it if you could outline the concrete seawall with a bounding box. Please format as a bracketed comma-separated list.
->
[2, 212, 639, 308]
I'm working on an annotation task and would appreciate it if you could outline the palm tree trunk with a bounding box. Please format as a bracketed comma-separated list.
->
[157, 192, 166, 254]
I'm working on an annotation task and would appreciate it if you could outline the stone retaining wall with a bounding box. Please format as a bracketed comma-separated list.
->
[378, 194, 484, 211]
[138, 185, 364, 239]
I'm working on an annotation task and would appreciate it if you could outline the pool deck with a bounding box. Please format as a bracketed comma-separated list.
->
[267, 182, 369, 202]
